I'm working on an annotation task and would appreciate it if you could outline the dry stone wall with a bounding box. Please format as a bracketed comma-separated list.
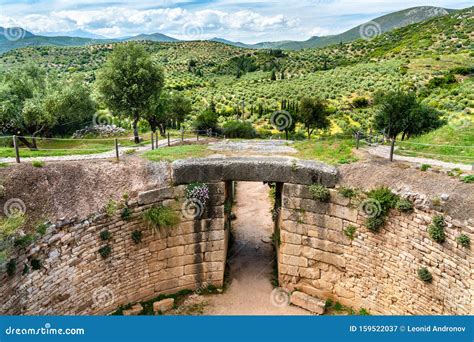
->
[0, 182, 227, 315]
[278, 183, 473, 315]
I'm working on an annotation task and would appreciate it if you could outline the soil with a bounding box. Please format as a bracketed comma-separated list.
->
[203, 181, 309, 315]
[0, 156, 170, 226]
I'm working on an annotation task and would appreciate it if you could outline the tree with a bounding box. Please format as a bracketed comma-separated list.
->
[96, 42, 164, 143]
[0, 66, 95, 149]
[373, 90, 418, 161]
[270, 69, 277, 81]
[145, 92, 192, 136]
[401, 104, 444, 140]
[298, 97, 330, 140]
[168, 94, 192, 130]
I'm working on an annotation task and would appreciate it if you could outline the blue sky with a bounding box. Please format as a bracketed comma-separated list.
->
[0, 0, 472, 42]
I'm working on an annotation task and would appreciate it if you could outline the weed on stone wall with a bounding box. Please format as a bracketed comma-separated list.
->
[361, 186, 399, 232]
[456, 234, 470, 248]
[428, 215, 446, 243]
[99, 245, 112, 259]
[338, 186, 357, 198]
[309, 184, 330, 202]
[131, 230, 143, 244]
[343, 225, 357, 240]
[143, 206, 180, 234]
[417, 267, 433, 283]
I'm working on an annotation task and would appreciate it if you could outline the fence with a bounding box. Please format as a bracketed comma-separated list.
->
[0, 129, 221, 163]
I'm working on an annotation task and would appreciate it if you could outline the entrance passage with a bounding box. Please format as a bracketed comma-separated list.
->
[204, 182, 309, 315]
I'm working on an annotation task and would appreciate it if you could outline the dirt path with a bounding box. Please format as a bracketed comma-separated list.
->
[364, 145, 472, 171]
[203, 181, 309, 315]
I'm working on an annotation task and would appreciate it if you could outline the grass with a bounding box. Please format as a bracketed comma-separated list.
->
[395, 125, 474, 164]
[144, 144, 212, 162]
[292, 138, 358, 165]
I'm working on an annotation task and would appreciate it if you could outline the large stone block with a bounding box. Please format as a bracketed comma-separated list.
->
[153, 298, 174, 314]
[290, 291, 325, 314]
[172, 157, 338, 186]
[138, 187, 175, 205]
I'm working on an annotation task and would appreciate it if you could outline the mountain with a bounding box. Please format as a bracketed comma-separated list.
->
[42, 29, 107, 40]
[125, 33, 178, 42]
[275, 6, 453, 50]
[0, 6, 460, 54]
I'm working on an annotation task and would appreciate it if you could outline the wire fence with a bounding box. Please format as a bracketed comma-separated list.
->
[0, 129, 221, 163]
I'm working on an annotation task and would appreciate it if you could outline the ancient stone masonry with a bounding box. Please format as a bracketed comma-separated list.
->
[278, 183, 474, 315]
[0, 183, 228, 315]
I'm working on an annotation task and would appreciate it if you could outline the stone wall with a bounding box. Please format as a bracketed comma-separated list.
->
[278, 183, 473, 315]
[0, 183, 227, 315]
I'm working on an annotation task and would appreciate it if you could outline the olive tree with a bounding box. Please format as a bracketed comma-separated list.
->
[96, 42, 164, 143]
[298, 97, 330, 140]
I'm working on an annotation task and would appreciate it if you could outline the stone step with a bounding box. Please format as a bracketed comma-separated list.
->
[290, 291, 325, 315]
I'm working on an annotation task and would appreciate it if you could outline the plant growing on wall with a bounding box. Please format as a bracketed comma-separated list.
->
[30, 259, 42, 270]
[100, 230, 111, 241]
[99, 245, 112, 259]
[185, 183, 210, 206]
[338, 186, 356, 198]
[132, 230, 143, 244]
[361, 186, 399, 232]
[417, 267, 433, 283]
[6, 259, 16, 277]
[143, 206, 180, 233]
[456, 234, 470, 248]
[343, 225, 357, 240]
[395, 198, 414, 213]
[428, 215, 446, 243]
[309, 184, 330, 202]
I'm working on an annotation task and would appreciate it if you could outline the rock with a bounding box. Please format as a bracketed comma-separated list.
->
[261, 237, 271, 244]
[290, 291, 325, 315]
[153, 298, 175, 314]
[440, 194, 450, 201]
[72, 125, 127, 139]
[122, 303, 143, 316]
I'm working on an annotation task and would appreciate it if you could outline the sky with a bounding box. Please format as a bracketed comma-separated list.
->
[0, 0, 472, 43]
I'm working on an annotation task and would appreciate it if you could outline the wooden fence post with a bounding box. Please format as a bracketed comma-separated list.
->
[167, 132, 170, 146]
[356, 132, 360, 149]
[181, 130, 184, 143]
[197, 131, 199, 141]
[151, 132, 155, 150]
[115, 138, 119, 161]
[389, 138, 395, 162]
[156, 133, 159, 148]
[13, 135, 20, 163]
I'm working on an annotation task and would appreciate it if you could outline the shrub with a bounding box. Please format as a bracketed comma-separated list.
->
[99, 245, 112, 259]
[6, 259, 16, 277]
[352, 97, 369, 108]
[417, 267, 432, 282]
[0, 214, 26, 240]
[222, 121, 256, 138]
[36, 222, 49, 235]
[309, 184, 330, 202]
[100, 230, 111, 241]
[193, 110, 219, 132]
[105, 200, 118, 216]
[333, 302, 343, 311]
[366, 186, 399, 215]
[31, 160, 45, 168]
[121, 207, 132, 220]
[456, 234, 470, 248]
[132, 230, 143, 244]
[366, 216, 385, 232]
[358, 308, 370, 315]
[30, 259, 42, 270]
[143, 206, 180, 231]
[420, 164, 431, 171]
[324, 299, 333, 309]
[343, 225, 357, 240]
[13, 234, 35, 249]
[462, 175, 474, 183]
[395, 198, 413, 213]
[428, 215, 446, 243]
[22, 264, 29, 275]
[338, 186, 356, 198]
